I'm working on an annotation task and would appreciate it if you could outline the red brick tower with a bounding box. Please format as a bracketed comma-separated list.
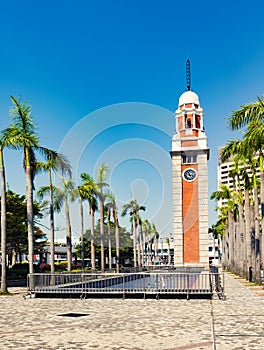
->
[170, 72, 210, 267]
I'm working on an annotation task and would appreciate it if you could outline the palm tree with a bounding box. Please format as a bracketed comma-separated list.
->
[36, 150, 71, 274]
[211, 184, 235, 270]
[142, 219, 151, 265]
[227, 96, 264, 130]
[132, 200, 145, 267]
[105, 193, 120, 272]
[228, 99, 264, 279]
[220, 137, 264, 278]
[221, 141, 259, 277]
[221, 141, 244, 273]
[244, 121, 264, 278]
[3, 96, 40, 277]
[209, 225, 218, 261]
[122, 199, 145, 268]
[112, 195, 120, 273]
[150, 223, 159, 263]
[0, 137, 8, 293]
[228, 164, 244, 275]
[57, 177, 77, 271]
[134, 210, 145, 267]
[77, 184, 87, 271]
[122, 199, 137, 267]
[95, 164, 109, 272]
[78, 173, 98, 271]
[80, 173, 98, 271]
[215, 207, 228, 267]
[165, 237, 171, 265]
[104, 201, 112, 269]
[241, 167, 254, 279]
[37, 184, 63, 272]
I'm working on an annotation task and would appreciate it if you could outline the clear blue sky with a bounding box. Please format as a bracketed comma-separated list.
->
[0, 0, 264, 242]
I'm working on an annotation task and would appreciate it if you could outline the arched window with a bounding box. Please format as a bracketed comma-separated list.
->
[186, 118, 192, 128]
[195, 115, 200, 129]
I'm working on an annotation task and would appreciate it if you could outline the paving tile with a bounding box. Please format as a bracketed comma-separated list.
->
[0, 273, 263, 349]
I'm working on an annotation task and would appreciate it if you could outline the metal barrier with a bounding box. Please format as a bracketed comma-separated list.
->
[27, 272, 224, 299]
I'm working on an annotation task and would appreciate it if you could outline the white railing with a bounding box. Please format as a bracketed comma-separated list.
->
[27, 272, 224, 298]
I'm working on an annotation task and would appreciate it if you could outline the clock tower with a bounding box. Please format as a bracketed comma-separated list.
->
[170, 63, 210, 267]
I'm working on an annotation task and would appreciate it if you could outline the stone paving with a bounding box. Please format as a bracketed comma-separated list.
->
[0, 272, 263, 350]
[212, 273, 264, 349]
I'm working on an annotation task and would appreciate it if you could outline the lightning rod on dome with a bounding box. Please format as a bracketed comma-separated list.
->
[186, 59, 191, 91]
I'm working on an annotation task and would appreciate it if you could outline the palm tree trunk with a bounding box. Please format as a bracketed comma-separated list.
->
[228, 209, 234, 271]
[115, 218, 120, 273]
[238, 202, 244, 276]
[49, 170, 55, 275]
[26, 164, 35, 279]
[244, 189, 252, 279]
[65, 201, 72, 272]
[168, 241, 171, 265]
[80, 197, 84, 271]
[147, 241, 152, 265]
[260, 171, 264, 275]
[137, 224, 141, 267]
[250, 199, 255, 277]
[0, 149, 7, 293]
[90, 207, 96, 271]
[108, 221, 112, 270]
[100, 198, 105, 272]
[222, 230, 227, 269]
[132, 216, 137, 267]
[12, 249, 16, 266]
[140, 226, 144, 266]
[154, 235, 158, 263]
[253, 185, 260, 282]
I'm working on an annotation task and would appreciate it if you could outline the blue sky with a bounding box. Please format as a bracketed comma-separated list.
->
[1, 0, 264, 242]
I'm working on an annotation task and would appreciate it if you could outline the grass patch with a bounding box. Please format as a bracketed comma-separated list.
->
[244, 282, 258, 286]
[0, 291, 10, 295]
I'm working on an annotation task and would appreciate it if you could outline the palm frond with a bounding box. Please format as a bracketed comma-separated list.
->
[40, 147, 72, 177]
[243, 120, 264, 152]
[97, 163, 109, 182]
[9, 96, 39, 140]
[228, 96, 264, 130]
[36, 185, 50, 200]
[220, 139, 245, 162]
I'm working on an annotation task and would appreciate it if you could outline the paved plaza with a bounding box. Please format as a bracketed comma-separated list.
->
[0, 272, 264, 350]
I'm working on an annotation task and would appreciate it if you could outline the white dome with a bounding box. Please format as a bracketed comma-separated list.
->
[179, 90, 199, 106]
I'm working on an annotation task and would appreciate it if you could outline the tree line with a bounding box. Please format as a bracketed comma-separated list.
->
[0, 96, 159, 293]
[211, 97, 264, 284]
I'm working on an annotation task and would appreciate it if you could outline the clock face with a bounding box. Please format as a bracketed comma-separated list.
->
[183, 168, 197, 182]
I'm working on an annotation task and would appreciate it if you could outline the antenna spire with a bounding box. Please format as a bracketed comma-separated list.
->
[186, 59, 191, 91]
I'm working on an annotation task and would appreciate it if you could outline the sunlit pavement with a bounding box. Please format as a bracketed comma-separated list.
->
[1, 272, 263, 350]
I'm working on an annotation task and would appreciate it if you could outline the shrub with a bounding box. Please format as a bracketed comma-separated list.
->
[55, 263, 67, 272]
[72, 262, 82, 269]
[39, 263, 51, 272]
[7, 263, 29, 279]
[11, 263, 29, 272]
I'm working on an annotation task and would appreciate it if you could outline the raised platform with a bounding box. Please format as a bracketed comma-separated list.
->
[27, 269, 224, 299]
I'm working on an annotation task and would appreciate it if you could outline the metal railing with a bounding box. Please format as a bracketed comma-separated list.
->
[27, 271, 224, 298]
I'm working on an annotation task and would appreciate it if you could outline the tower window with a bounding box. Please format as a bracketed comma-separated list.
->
[182, 154, 197, 164]
[195, 115, 200, 129]
[186, 118, 192, 128]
